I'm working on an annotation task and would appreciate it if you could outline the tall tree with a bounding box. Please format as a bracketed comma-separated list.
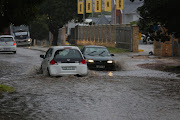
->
[30, 15, 49, 41]
[0, 0, 44, 32]
[131, 0, 179, 41]
[39, 0, 87, 46]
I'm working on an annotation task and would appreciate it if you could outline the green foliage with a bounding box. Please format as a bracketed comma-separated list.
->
[107, 47, 129, 53]
[132, 0, 178, 42]
[0, 0, 44, 32]
[0, 84, 15, 92]
[39, 0, 85, 45]
[30, 15, 49, 40]
[130, 21, 137, 26]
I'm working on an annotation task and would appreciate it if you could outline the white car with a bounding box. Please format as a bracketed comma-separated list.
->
[0, 35, 17, 54]
[40, 46, 88, 77]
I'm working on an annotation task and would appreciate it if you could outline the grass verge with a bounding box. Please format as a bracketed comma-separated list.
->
[76, 45, 128, 53]
[0, 84, 15, 93]
[107, 47, 129, 53]
[42, 45, 128, 54]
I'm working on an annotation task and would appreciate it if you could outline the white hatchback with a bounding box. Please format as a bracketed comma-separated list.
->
[0, 35, 17, 54]
[40, 46, 88, 77]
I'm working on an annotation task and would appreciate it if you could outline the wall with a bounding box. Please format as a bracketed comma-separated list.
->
[132, 26, 139, 52]
[74, 24, 139, 52]
[154, 35, 179, 57]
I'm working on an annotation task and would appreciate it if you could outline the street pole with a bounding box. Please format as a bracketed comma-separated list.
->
[172, 33, 174, 57]
[101, 0, 102, 16]
[83, 0, 85, 25]
[115, 0, 116, 24]
[92, 0, 94, 25]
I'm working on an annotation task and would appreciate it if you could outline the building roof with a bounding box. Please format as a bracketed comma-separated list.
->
[123, 0, 144, 14]
[88, 14, 111, 25]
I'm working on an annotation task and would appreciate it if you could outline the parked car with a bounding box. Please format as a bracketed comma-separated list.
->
[81, 45, 115, 70]
[0, 35, 17, 54]
[40, 46, 88, 77]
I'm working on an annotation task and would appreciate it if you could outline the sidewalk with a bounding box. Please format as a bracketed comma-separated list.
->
[28, 46, 48, 52]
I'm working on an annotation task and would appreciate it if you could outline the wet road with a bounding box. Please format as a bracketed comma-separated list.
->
[0, 48, 180, 120]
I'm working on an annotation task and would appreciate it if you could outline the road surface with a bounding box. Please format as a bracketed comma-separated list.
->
[0, 47, 180, 120]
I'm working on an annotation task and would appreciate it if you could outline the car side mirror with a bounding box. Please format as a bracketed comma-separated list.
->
[111, 54, 114, 56]
[40, 55, 45, 59]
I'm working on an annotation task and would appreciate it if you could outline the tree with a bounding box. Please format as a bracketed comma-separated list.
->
[39, 0, 88, 46]
[0, 0, 44, 32]
[30, 15, 49, 41]
[131, 0, 179, 42]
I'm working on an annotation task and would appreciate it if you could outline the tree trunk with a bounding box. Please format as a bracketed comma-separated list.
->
[52, 30, 58, 46]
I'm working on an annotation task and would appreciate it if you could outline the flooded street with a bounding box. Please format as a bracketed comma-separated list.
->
[0, 48, 180, 120]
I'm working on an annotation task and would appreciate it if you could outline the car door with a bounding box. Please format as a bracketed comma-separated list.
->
[41, 48, 53, 70]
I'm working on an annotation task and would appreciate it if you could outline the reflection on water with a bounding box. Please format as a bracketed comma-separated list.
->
[108, 72, 113, 77]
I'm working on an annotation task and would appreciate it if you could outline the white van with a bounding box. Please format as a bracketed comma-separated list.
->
[0, 35, 17, 54]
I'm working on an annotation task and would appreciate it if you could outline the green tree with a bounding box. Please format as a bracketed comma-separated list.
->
[131, 0, 179, 42]
[0, 0, 44, 32]
[39, 0, 88, 45]
[30, 15, 49, 41]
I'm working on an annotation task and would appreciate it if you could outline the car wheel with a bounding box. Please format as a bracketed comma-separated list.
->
[111, 66, 116, 71]
[76, 74, 87, 77]
[76, 74, 83, 77]
[43, 68, 50, 76]
[39, 65, 43, 74]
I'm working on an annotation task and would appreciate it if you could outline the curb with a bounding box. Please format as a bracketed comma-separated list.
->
[24, 47, 47, 52]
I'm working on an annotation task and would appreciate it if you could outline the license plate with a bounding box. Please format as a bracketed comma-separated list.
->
[62, 66, 76, 70]
[3, 48, 10, 51]
[96, 65, 105, 68]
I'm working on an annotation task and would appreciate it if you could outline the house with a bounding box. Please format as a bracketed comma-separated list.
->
[88, 15, 111, 25]
[111, 0, 143, 24]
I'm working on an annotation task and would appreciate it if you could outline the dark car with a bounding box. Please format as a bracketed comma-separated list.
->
[81, 45, 115, 70]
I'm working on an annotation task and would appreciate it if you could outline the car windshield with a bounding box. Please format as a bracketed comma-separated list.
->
[0, 37, 13, 42]
[54, 49, 83, 62]
[84, 47, 110, 56]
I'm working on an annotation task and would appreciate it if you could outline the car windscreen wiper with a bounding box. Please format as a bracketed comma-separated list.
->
[88, 51, 97, 56]
[99, 51, 106, 56]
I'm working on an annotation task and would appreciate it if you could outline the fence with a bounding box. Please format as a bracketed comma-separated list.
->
[70, 24, 139, 52]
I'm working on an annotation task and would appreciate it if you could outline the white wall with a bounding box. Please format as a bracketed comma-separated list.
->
[122, 13, 140, 24]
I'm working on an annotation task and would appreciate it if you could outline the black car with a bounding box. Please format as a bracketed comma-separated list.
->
[81, 45, 115, 70]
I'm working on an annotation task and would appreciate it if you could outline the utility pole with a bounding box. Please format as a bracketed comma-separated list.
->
[101, 0, 102, 16]
[92, 0, 94, 25]
[83, 0, 85, 25]
[172, 33, 174, 57]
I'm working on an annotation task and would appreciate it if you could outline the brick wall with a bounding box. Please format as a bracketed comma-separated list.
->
[154, 34, 179, 57]
[132, 26, 139, 52]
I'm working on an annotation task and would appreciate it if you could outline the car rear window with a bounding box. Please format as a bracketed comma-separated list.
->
[0, 37, 13, 42]
[54, 49, 83, 63]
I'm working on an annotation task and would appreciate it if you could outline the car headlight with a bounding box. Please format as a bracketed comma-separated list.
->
[87, 59, 94, 63]
[28, 38, 31, 42]
[107, 60, 113, 63]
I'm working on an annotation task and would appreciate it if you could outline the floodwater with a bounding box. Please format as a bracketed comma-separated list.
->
[0, 48, 180, 120]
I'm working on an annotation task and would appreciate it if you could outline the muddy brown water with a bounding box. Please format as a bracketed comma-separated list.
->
[0, 48, 180, 120]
